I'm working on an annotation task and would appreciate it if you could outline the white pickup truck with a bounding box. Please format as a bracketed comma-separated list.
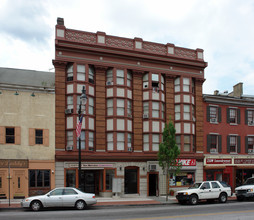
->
[235, 177, 254, 201]
[176, 181, 232, 205]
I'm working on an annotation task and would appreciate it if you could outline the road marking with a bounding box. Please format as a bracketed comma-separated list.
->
[120, 210, 254, 220]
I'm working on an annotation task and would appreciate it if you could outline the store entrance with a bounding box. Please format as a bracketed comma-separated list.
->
[149, 174, 158, 196]
[124, 167, 138, 194]
[80, 170, 100, 195]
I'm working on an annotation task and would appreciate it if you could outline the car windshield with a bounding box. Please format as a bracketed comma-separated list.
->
[219, 181, 230, 188]
[188, 183, 202, 189]
[243, 178, 254, 185]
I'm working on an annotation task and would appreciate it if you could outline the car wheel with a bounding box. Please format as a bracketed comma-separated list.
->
[75, 200, 86, 210]
[190, 195, 198, 205]
[30, 200, 42, 211]
[237, 196, 244, 201]
[219, 193, 227, 203]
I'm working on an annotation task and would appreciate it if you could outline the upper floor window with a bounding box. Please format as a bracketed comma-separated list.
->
[117, 133, 125, 150]
[88, 97, 94, 115]
[6, 127, 15, 143]
[207, 134, 221, 153]
[183, 78, 190, 92]
[106, 69, 113, 85]
[143, 134, 149, 151]
[183, 105, 190, 120]
[143, 73, 149, 89]
[127, 133, 132, 151]
[127, 100, 132, 117]
[107, 133, 113, 151]
[117, 99, 125, 116]
[227, 135, 240, 153]
[88, 65, 95, 84]
[143, 102, 149, 116]
[116, 69, 124, 85]
[207, 106, 221, 123]
[107, 99, 113, 116]
[246, 110, 254, 125]
[152, 134, 160, 151]
[35, 129, 43, 144]
[227, 108, 240, 124]
[174, 77, 180, 92]
[67, 131, 73, 148]
[161, 75, 165, 91]
[175, 105, 181, 120]
[152, 102, 159, 118]
[152, 74, 159, 90]
[161, 103, 165, 119]
[67, 96, 73, 110]
[247, 136, 254, 153]
[176, 135, 181, 150]
[127, 70, 132, 87]
[191, 79, 195, 94]
[77, 65, 85, 81]
[184, 135, 191, 152]
[77, 131, 85, 150]
[89, 132, 94, 151]
[67, 65, 73, 82]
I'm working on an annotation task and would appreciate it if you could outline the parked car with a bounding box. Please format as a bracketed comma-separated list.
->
[21, 187, 97, 211]
[176, 181, 232, 205]
[235, 177, 254, 201]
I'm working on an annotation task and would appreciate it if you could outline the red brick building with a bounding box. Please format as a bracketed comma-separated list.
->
[203, 83, 254, 189]
[53, 18, 207, 196]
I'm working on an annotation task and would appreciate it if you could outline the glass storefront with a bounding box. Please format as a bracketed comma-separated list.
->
[236, 169, 254, 187]
[169, 171, 195, 186]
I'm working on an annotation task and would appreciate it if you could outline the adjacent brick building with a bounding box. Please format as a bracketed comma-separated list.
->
[53, 18, 207, 196]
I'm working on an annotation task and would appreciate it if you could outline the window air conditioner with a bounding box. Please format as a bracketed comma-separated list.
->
[143, 114, 149, 119]
[248, 149, 254, 153]
[248, 121, 254, 126]
[210, 118, 217, 123]
[210, 148, 217, 153]
[149, 164, 157, 171]
[65, 109, 73, 114]
[66, 146, 73, 151]
[106, 81, 113, 86]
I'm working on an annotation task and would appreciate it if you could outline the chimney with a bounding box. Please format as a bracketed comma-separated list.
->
[214, 90, 219, 95]
[233, 83, 243, 98]
[57, 17, 64, 26]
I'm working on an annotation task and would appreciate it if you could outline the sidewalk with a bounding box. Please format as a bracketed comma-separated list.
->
[0, 196, 176, 209]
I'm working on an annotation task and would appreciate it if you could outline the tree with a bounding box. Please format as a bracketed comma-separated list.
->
[158, 120, 181, 201]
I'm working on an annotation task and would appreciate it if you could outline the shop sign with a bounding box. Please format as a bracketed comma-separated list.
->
[177, 159, 196, 166]
[68, 163, 114, 168]
[234, 159, 254, 164]
[0, 159, 28, 168]
[206, 158, 232, 164]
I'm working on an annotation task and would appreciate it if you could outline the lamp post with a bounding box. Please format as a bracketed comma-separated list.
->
[78, 86, 87, 190]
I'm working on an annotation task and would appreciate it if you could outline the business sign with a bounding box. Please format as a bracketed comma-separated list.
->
[206, 158, 232, 164]
[235, 159, 254, 164]
[177, 159, 196, 166]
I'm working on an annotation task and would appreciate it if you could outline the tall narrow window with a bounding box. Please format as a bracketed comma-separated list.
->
[106, 69, 113, 84]
[67, 65, 73, 81]
[143, 102, 149, 115]
[184, 135, 191, 152]
[210, 135, 218, 152]
[152, 134, 160, 151]
[174, 77, 180, 92]
[229, 109, 237, 124]
[183, 78, 190, 92]
[89, 132, 94, 151]
[117, 133, 125, 150]
[66, 131, 73, 148]
[143, 73, 149, 89]
[117, 99, 124, 116]
[88, 97, 94, 115]
[247, 110, 254, 125]
[152, 102, 159, 118]
[107, 133, 113, 150]
[127, 100, 132, 117]
[183, 105, 190, 120]
[248, 137, 254, 152]
[127, 70, 132, 87]
[77, 65, 85, 81]
[116, 69, 124, 85]
[210, 107, 218, 122]
[229, 136, 237, 153]
[88, 65, 95, 84]
[107, 99, 113, 116]
[35, 129, 43, 144]
[67, 96, 73, 110]
[143, 134, 149, 151]
[161, 103, 165, 119]
[175, 105, 181, 120]
[77, 131, 85, 150]
[127, 133, 132, 151]
[6, 127, 15, 143]
[152, 74, 159, 91]
[176, 135, 181, 150]
[161, 75, 165, 91]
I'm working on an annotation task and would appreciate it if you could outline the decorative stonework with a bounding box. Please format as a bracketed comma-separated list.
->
[106, 36, 133, 49]
[175, 47, 196, 59]
[66, 30, 96, 44]
[143, 42, 166, 55]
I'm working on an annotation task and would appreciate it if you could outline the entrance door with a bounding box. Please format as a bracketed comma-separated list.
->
[125, 167, 138, 194]
[81, 170, 100, 194]
[149, 174, 158, 196]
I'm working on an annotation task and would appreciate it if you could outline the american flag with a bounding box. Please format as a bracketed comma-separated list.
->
[76, 114, 84, 138]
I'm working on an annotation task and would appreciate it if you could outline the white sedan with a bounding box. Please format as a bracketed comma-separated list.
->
[21, 187, 97, 211]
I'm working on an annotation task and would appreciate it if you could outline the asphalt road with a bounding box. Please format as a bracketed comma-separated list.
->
[1, 200, 254, 220]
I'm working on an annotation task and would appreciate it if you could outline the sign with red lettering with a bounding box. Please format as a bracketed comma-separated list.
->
[235, 159, 254, 164]
[177, 159, 196, 166]
[206, 158, 232, 164]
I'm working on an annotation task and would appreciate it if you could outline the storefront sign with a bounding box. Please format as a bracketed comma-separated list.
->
[206, 158, 232, 164]
[177, 159, 196, 166]
[0, 159, 28, 168]
[68, 163, 114, 168]
[235, 159, 254, 164]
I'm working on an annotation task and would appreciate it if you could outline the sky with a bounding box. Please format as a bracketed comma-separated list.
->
[0, 0, 254, 95]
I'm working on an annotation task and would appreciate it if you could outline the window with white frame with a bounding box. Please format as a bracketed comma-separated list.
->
[67, 96, 73, 109]
[183, 105, 190, 120]
[117, 133, 125, 150]
[183, 78, 190, 92]
[152, 134, 160, 151]
[127, 133, 132, 150]
[176, 135, 181, 150]
[127, 100, 132, 117]
[248, 137, 254, 152]
[88, 65, 95, 84]
[143, 134, 149, 151]
[229, 108, 237, 124]
[161, 103, 165, 119]
[174, 77, 180, 92]
[77, 65, 85, 81]
[89, 132, 94, 151]
[161, 75, 165, 91]
[210, 135, 218, 152]
[210, 107, 218, 122]
[116, 69, 124, 85]
[67, 65, 73, 81]
[107, 133, 113, 150]
[88, 97, 94, 115]
[106, 69, 113, 84]
[76, 95, 80, 111]
[184, 135, 191, 152]
[127, 70, 132, 87]
[191, 79, 195, 94]
[152, 74, 159, 90]
[117, 99, 125, 116]
[77, 131, 85, 150]
[247, 110, 254, 125]
[143, 102, 149, 115]
[152, 102, 159, 118]
[66, 131, 73, 147]
[192, 105, 195, 121]
[107, 99, 113, 116]
[229, 136, 237, 153]
[143, 73, 149, 89]
[175, 105, 181, 120]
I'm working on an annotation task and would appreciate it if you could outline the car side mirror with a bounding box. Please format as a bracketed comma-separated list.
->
[47, 194, 50, 197]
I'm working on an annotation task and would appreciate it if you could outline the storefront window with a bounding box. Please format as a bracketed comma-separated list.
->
[29, 170, 50, 188]
[106, 169, 115, 190]
[66, 170, 76, 188]
[169, 172, 195, 186]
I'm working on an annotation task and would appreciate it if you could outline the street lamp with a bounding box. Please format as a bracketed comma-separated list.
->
[78, 86, 87, 190]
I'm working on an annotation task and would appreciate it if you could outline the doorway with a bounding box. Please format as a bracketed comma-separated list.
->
[124, 167, 138, 194]
[80, 170, 100, 194]
[149, 174, 158, 196]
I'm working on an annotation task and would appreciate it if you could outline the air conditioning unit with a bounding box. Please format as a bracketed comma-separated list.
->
[143, 114, 149, 119]
[128, 147, 132, 152]
[106, 81, 113, 86]
[149, 164, 157, 171]
[210, 118, 217, 123]
[248, 149, 254, 153]
[65, 109, 73, 114]
[66, 146, 73, 151]
[248, 121, 254, 126]
[210, 148, 217, 153]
